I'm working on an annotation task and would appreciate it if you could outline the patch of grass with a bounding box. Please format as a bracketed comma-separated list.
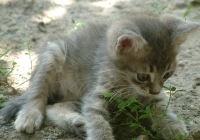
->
[0, 47, 16, 78]
[0, 35, 34, 96]
[0, 47, 17, 107]
[21, 35, 34, 73]
[183, 4, 200, 18]
[0, 47, 17, 87]
[105, 86, 187, 139]
[16, 35, 35, 87]
[152, 3, 167, 15]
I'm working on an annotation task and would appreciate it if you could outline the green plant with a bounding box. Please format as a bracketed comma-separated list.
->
[67, 20, 85, 35]
[0, 47, 17, 89]
[0, 47, 17, 107]
[152, 3, 167, 15]
[105, 85, 187, 139]
[16, 35, 35, 87]
[0, 47, 16, 79]
[105, 93, 160, 139]
[184, 4, 200, 18]
[21, 35, 34, 72]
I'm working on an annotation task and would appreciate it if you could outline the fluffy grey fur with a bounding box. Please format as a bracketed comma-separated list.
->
[1, 12, 199, 140]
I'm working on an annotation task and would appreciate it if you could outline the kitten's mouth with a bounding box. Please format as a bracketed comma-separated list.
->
[149, 91, 160, 95]
[149, 92, 160, 95]
[140, 88, 160, 96]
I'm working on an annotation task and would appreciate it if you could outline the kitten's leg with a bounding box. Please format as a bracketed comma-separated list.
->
[2, 40, 66, 133]
[46, 101, 85, 138]
[82, 90, 114, 140]
[2, 65, 51, 133]
[151, 93, 188, 139]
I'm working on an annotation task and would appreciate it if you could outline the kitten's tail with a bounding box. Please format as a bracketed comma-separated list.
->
[1, 95, 26, 123]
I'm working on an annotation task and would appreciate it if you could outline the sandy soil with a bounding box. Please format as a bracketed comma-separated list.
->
[0, 0, 200, 139]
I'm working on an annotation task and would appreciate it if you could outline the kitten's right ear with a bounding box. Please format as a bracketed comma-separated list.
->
[161, 15, 200, 45]
[116, 34, 147, 57]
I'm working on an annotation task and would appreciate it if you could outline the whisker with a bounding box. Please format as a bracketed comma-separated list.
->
[108, 87, 134, 103]
[98, 69, 118, 74]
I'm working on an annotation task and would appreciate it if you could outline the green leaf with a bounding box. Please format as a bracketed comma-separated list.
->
[126, 97, 137, 104]
[130, 106, 139, 112]
[162, 111, 167, 117]
[0, 94, 5, 102]
[187, 4, 193, 10]
[13, 62, 17, 65]
[104, 93, 111, 98]
[118, 103, 126, 109]
[130, 123, 139, 129]
[171, 86, 176, 91]
[152, 3, 158, 9]
[178, 134, 187, 139]
[161, 6, 167, 11]
[0, 47, 13, 58]
[145, 106, 151, 114]
[27, 36, 32, 41]
[138, 109, 146, 113]
[126, 117, 132, 123]
[0, 67, 10, 70]
[28, 45, 33, 50]
[184, 116, 189, 121]
[76, 22, 85, 27]
[21, 43, 27, 48]
[176, 89, 186, 92]
[184, 11, 191, 17]
[154, 118, 161, 123]
[163, 85, 170, 90]
[138, 114, 150, 119]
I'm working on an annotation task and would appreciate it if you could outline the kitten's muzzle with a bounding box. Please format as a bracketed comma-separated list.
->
[149, 90, 160, 95]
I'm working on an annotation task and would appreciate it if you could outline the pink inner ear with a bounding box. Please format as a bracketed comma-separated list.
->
[121, 38, 132, 48]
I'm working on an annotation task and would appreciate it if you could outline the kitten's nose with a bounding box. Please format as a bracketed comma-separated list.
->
[149, 90, 160, 95]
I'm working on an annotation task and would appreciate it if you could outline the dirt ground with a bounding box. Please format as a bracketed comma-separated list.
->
[0, 0, 200, 139]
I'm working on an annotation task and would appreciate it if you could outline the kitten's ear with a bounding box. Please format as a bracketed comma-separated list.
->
[116, 34, 147, 56]
[161, 15, 200, 45]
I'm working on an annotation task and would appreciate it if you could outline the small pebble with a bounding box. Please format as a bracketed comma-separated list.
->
[190, 89, 199, 96]
[189, 105, 198, 110]
[194, 77, 200, 81]
[193, 117, 200, 124]
[192, 84, 196, 89]
[177, 63, 185, 67]
[185, 95, 191, 99]
[174, 92, 183, 98]
[189, 121, 195, 125]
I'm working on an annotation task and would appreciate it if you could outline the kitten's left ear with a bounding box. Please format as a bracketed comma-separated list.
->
[116, 34, 147, 57]
[161, 15, 200, 45]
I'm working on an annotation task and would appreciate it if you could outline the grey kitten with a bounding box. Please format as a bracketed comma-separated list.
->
[1, 12, 199, 140]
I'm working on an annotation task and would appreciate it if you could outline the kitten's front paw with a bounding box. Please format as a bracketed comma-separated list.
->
[15, 108, 43, 133]
[161, 122, 188, 139]
[72, 117, 86, 138]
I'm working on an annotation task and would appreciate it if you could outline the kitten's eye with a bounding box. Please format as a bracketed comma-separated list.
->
[163, 71, 173, 79]
[137, 73, 149, 82]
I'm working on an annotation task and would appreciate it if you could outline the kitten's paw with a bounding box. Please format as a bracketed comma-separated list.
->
[72, 117, 86, 138]
[161, 122, 188, 139]
[14, 108, 43, 133]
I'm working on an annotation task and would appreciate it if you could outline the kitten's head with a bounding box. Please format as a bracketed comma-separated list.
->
[107, 14, 199, 97]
